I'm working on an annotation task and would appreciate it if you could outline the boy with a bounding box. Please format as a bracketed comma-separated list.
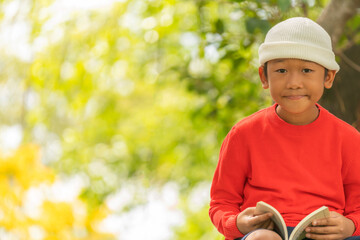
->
[209, 17, 360, 240]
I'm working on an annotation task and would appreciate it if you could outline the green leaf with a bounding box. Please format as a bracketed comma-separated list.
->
[215, 19, 225, 34]
[278, 0, 292, 11]
[245, 17, 271, 34]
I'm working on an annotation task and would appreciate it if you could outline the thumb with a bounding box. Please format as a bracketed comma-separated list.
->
[242, 207, 256, 215]
[329, 211, 341, 218]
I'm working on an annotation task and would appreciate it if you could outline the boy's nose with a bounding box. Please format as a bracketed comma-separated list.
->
[286, 72, 303, 89]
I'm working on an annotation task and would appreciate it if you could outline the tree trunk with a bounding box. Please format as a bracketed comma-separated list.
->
[317, 0, 360, 47]
[317, 0, 360, 131]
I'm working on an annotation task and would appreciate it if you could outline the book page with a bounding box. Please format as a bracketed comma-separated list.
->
[289, 206, 330, 240]
[256, 201, 288, 240]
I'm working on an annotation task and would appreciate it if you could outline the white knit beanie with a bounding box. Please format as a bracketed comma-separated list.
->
[258, 17, 340, 72]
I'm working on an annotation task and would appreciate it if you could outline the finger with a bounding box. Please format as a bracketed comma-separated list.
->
[305, 232, 342, 240]
[306, 226, 339, 235]
[258, 219, 272, 229]
[312, 217, 337, 226]
[243, 207, 256, 214]
[329, 211, 341, 218]
[241, 207, 256, 218]
[265, 220, 275, 230]
[248, 213, 273, 226]
[269, 220, 275, 230]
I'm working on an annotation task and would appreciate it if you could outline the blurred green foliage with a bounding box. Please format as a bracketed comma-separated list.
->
[0, 0, 334, 238]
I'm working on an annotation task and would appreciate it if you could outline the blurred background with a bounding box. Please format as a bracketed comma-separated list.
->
[0, 0, 359, 239]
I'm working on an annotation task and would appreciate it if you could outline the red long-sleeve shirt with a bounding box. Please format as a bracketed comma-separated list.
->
[209, 104, 360, 240]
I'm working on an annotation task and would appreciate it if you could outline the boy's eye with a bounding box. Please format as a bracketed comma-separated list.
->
[302, 68, 313, 73]
[276, 69, 287, 73]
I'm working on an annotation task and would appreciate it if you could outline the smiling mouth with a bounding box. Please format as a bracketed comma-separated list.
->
[284, 95, 307, 100]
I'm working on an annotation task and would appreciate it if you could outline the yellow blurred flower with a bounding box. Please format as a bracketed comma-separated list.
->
[0, 145, 115, 239]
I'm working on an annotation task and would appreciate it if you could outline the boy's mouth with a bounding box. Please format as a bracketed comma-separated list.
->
[284, 95, 308, 100]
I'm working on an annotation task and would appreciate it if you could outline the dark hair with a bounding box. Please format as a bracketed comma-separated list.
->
[263, 62, 329, 79]
[263, 62, 268, 79]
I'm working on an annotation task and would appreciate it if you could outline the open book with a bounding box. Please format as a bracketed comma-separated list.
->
[255, 201, 330, 240]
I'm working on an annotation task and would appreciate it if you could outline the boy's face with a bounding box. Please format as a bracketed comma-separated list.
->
[258, 58, 336, 125]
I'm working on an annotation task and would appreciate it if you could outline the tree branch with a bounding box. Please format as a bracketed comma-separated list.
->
[335, 50, 360, 73]
[317, 0, 360, 47]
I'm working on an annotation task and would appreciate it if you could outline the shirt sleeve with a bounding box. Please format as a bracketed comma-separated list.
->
[209, 127, 249, 239]
[341, 130, 360, 236]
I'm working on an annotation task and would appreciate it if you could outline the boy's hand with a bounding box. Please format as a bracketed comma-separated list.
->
[305, 211, 355, 240]
[236, 207, 274, 235]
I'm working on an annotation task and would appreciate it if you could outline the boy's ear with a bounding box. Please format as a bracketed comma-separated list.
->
[259, 66, 269, 89]
[324, 70, 336, 89]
